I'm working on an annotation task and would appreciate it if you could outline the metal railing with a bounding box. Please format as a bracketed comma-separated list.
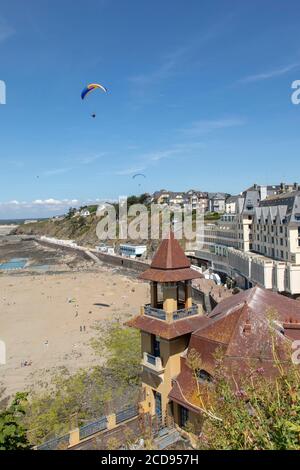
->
[154, 429, 182, 450]
[144, 303, 200, 322]
[144, 304, 166, 320]
[115, 405, 139, 425]
[79, 416, 108, 440]
[172, 303, 198, 320]
[36, 433, 70, 451]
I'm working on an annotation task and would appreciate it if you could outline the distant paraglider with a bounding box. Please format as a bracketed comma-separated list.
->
[81, 83, 108, 119]
[132, 173, 146, 180]
[132, 173, 146, 188]
[81, 83, 108, 100]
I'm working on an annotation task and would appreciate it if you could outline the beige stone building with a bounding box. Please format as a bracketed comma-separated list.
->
[193, 185, 300, 296]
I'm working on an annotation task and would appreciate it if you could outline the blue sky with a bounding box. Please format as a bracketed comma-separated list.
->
[0, 0, 300, 217]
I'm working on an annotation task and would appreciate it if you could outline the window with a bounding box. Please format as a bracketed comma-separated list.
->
[152, 335, 160, 358]
[180, 406, 189, 428]
[196, 369, 213, 384]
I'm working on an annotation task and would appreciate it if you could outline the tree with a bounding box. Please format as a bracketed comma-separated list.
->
[92, 322, 141, 386]
[23, 368, 109, 445]
[0, 393, 30, 450]
[66, 207, 76, 219]
[24, 325, 141, 445]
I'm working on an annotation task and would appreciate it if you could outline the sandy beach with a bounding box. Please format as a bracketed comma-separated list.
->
[0, 267, 149, 399]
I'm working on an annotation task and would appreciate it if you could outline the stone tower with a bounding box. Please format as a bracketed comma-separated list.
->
[128, 231, 206, 425]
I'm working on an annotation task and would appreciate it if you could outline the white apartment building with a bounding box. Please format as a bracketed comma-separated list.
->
[208, 192, 228, 213]
[119, 244, 147, 258]
[192, 184, 300, 296]
[186, 190, 209, 212]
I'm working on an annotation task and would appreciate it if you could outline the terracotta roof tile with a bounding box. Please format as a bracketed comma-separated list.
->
[209, 286, 300, 325]
[151, 231, 190, 270]
[139, 267, 202, 283]
[126, 314, 210, 340]
[139, 231, 203, 283]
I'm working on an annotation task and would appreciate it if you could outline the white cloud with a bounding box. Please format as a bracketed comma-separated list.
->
[181, 117, 245, 136]
[42, 153, 107, 177]
[239, 63, 299, 84]
[77, 153, 106, 165]
[129, 15, 234, 95]
[0, 198, 84, 218]
[43, 168, 71, 177]
[115, 167, 146, 176]
[32, 198, 68, 206]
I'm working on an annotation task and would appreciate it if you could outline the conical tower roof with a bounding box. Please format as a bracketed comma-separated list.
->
[139, 231, 202, 283]
[151, 231, 191, 270]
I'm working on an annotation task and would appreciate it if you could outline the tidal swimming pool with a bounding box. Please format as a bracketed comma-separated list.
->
[0, 258, 28, 270]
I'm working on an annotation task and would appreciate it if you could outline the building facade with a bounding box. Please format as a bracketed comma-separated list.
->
[193, 184, 300, 296]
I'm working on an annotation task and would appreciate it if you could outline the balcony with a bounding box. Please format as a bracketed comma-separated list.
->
[142, 352, 164, 375]
[144, 304, 167, 320]
[172, 303, 198, 320]
[144, 303, 199, 322]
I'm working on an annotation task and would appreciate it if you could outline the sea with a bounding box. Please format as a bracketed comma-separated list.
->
[0, 218, 46, 225]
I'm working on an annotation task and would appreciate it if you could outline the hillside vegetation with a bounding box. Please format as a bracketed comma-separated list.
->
[15, 213, 101, 247]
[14, 196, 215, 251]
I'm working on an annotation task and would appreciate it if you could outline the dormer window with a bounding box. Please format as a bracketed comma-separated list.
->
[196, 369, 213, 384]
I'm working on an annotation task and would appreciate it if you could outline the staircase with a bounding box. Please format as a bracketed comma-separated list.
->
[153, 427, 182, 450]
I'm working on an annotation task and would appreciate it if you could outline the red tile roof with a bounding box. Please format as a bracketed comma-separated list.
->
[209, 285, 300, 325]
[151, 231, 190, 270]
[168, 286, 300, 412]
[126, 314, 210, 340]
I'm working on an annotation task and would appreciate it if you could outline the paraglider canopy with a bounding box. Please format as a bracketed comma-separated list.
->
[81, 83, 108, 100]
[132, 173, 146, 188]
[132, 173, 146, 179]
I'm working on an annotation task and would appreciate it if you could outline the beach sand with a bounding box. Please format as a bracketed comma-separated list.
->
[0, 267, 149, 399]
